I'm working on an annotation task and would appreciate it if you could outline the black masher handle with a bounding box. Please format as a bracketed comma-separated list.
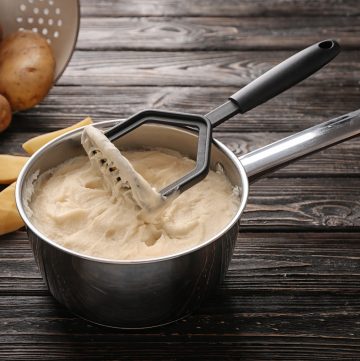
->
[206, 40, 341, 127]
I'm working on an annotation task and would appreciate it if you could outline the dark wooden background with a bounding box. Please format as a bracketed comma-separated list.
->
[1, 0, 360, 359]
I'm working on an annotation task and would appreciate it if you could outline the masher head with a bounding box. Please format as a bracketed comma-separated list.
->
[104, 109, 213, 198]
[81, 124, 165, 211]
[0, 0, 80, 80]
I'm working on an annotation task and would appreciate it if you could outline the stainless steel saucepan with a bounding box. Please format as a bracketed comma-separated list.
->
[16, 109, 360, 328]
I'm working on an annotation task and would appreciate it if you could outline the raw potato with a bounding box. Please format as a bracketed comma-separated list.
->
[0, 119, 93, 236]
[0, 94, 12, 132]
[22, 117, 93, 154]
[0, 30, 55, 111]
[0, 182, 24, 236]
[0, 154, 29, 184]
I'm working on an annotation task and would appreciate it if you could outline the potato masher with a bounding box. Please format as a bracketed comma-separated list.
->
[0, 0, 80, 80]
[104, 40, 340, 199]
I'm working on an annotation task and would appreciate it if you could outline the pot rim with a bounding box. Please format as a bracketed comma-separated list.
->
[16, 120, 249, 264]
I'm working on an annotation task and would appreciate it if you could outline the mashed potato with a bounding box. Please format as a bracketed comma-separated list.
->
[28, 149, 240, 260]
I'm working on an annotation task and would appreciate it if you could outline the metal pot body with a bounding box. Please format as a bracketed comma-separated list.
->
[27, 222, 239, 328]
[17, 121, 249, 328]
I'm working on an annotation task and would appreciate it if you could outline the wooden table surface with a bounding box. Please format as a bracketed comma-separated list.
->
[1, 1, 360, 360]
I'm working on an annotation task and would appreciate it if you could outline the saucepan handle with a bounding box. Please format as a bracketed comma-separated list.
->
[239, 109, 360, 183]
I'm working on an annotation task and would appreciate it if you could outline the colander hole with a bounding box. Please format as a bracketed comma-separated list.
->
[48, 18, 54, 25]
[19, 27, 25, 31]
[20, 4, 26, 11]
[53, 30, 59, 38]
[28, 0, 34, 3]
[33, 7, 39, 14]
[38, 17, 44, 24]
[43, 8, 49, 15]
[57, 19, 62, 26]
[42, 28, 48, 35]
[47, 38, 51, 44]
[16, 17, 23, 23]
[49, 0, 54, 5]
[27, 17, 34, 24]
[55, 7, 61, 15]
[32, 27, 38, 32]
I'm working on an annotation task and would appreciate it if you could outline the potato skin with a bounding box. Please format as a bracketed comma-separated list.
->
[0, 94, 12, 132]
[0, 30, 55, 111]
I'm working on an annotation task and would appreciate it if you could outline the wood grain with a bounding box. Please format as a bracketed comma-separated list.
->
[0, 0, 359, 359]
[246, 177, 360, 228]
[58, 50, 360, 87]
[80, 0, 360, 17]
[4, 85, 359, 133]
[0, 335, 358, 360]
[0, 233, 359, 360]
[0, 297, 359, 360]
[1, 296, 359, 338]
[1, 232, 360, 293]
[2, 129, 360, 176]
[77, 17, 360, 50]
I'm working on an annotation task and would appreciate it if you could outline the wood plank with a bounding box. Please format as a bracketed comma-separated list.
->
[0, 1, 358, 359]
[3, 85, 358, 133]
[0, 336, 358, 361]
[2, 293, 360, 332]
[228, 232, 360, 291]
[58, 50, 360, 87]
[246, 177, 360, 228]
[2, 128, 360, 177]
[80, 0, 360, 17]
[77, 17, 360, 50]
[1, 232, 360, 294]
[0, 295, 359, 360]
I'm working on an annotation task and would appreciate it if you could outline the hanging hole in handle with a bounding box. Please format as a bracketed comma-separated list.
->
[318, 40, 334, 49]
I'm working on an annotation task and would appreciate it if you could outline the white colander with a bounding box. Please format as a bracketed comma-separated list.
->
[0, 0, 80, 80]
